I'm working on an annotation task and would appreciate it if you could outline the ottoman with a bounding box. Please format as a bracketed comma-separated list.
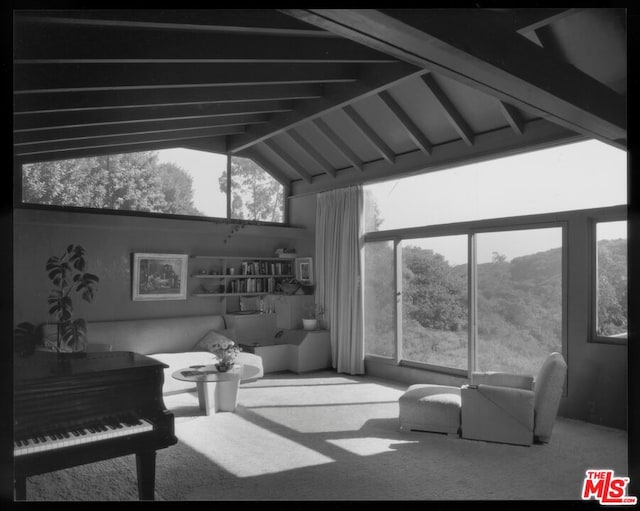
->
[398, 384, 462, 435]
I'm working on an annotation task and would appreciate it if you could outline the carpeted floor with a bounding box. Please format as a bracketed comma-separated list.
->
[24, 370, 629, 502]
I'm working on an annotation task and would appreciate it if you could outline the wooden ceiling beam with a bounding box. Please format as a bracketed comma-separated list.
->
[342, 105, 395, 164]
[15, 23, 396, 64]
[14, 9, 335, 36]
[499, 101, 525, 135]
[513, 8, 582, 34]
[284, 9, 626, 146]
[378, 90, 432, 156]
[14, 63, 359, 93]
[290, 118, 582, 197]
[262, 139, 313, 183]
[14, 101, 294, 132]
[312, 118, 364, 172]
[15, 137, 229, 164]
[14, 126, 245, 156]
[15, 114, 270, 145]
[420, 73, 474, 146]
[14, 84, 323, 114]
[286, 130, 337, 178]
[227, 63, 424, 153]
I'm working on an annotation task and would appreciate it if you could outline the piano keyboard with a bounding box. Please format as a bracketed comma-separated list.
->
[14, 416, 154, 457]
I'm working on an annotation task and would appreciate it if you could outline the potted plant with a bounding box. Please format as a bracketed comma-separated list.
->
[302, 303, 324, 331]
[14, 244, 100, 355]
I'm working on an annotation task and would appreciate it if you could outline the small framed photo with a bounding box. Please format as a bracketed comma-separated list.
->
[295, 257, 314, 285]
[132, 253, 188, 301]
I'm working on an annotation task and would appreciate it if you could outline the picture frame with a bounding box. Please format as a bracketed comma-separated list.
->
[295, 257, 314, 285]
[132, 253, 188, 301]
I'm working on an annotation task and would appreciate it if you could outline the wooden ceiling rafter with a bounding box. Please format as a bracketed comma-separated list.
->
[14, 101, 295, 132]
[262, 139, 313, 184]
[14, 114, 271, 146]
[226, 64, 425, 154]
[420, 73, 474, 146]
[15, 62, 360, 94]
[286, 130, 337, 178]
[14, 83, 325, 114]
[499, 101, 526, 135]
[15, 126, 245, 158]
[13, 9, 625, 194]
[15, 20, 397, 65]
[283, 8, 626, 148]
[378, 90, 433, 156]
[312, 118, 365, 172]
[342, 105, 396, 164]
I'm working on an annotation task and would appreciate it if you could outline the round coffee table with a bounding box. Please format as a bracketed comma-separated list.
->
[172, 363, 261, 415]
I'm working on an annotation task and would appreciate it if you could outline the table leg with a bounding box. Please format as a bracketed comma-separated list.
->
[216, 378, 240, 412]
[197, 380, 217, 415]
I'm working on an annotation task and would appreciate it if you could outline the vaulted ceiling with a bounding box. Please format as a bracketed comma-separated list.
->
[13, 8, 627, 197]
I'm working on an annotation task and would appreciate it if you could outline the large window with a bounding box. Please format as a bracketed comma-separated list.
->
[364, 241, 396, 358]
[364, 140, 627, 232]
[229, 156, 285, 223]
[400, 236, 468, 371]
[593, 220, 628, 342]
[475, 228, 562, 375]
[364, 139, 627, 375]
[20, 149, 285, 223]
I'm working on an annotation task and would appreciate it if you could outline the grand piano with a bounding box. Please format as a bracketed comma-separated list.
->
[13, 350, 177, 500]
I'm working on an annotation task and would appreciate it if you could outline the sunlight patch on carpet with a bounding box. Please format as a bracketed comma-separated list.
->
[176, 413, 334, 477]
[239, 382, 403, 408]
[248, 402, 400, 433]
[326, 437, 418, 456]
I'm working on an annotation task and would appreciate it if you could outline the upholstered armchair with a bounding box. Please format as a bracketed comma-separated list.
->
[460, 352, 567, 446]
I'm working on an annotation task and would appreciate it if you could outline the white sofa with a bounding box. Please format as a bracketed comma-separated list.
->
[41, 315, 264, 395]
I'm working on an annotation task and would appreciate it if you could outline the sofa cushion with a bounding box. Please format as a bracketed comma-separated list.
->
[84, 315, 226, 354]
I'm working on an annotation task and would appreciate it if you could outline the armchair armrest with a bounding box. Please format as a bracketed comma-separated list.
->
[470, 371, 534, 390]
[461, 384, 535, 446]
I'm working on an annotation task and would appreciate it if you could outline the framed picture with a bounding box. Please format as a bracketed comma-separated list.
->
[295, 257, 314, 285]
[132, 253, 188, 301]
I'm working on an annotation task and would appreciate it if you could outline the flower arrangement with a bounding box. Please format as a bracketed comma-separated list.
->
[209, 338, 241, 372]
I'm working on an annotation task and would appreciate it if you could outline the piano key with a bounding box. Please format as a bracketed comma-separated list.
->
[14, 417, 155, 457]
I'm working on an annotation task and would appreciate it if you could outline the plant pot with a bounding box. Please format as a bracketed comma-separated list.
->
[302, 319, 318, 331]
[215, 361, 235, 372]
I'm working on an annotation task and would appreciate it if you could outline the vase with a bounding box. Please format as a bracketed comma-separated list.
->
[302, 318, 318, 330]
[215, 361, 234, 372]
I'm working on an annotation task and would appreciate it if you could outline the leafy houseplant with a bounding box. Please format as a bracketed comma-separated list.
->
[15, 244, 100, 354]
[46, 244, 100, 352]
[302, 303, 324, 331]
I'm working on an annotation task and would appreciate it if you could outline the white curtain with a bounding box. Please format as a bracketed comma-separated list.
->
[315, 185, 364, 375]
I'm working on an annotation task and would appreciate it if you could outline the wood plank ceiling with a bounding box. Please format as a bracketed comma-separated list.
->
[13, 8, 627, 197]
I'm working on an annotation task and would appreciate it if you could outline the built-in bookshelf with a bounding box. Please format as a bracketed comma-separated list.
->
[190, 255, 295, 298]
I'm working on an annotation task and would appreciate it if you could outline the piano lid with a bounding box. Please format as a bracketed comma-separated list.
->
[14, 351, 168, 384]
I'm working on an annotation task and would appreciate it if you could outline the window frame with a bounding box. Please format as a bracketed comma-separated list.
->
[364, 212, 568, 377]
[589, 214, 628, 345]
[15, 151, 289, 226]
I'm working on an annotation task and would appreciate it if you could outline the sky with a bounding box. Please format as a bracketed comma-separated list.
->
[366, 139, 627, 264]
[155, 140, 627, 266]
[156, 148, 227, 217]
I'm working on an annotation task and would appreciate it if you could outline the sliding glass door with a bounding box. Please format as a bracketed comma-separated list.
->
[475, 227, 563, 375]
[364, 224, 564, 376]
[400, 235, 468, 371]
